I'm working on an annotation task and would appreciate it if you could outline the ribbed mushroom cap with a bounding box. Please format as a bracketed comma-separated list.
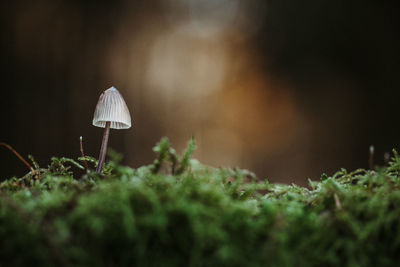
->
[92, 87, 132, 129]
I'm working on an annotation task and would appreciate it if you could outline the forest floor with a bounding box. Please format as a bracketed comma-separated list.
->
[1, 138, 400, 266]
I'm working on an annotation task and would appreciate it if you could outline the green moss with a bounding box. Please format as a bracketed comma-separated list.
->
[1, 138, 400, 266]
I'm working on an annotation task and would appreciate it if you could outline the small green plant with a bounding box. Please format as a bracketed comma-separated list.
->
[1, 139, 400, 266]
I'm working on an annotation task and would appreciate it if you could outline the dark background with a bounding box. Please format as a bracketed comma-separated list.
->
[1, 0, 399, 184]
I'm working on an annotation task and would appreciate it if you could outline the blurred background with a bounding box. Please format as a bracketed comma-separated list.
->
[1, 0, 399, 184]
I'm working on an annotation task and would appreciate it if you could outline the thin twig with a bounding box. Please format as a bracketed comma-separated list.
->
[0, 142, 39, 180]
[79, 136, 89, 172]
[369, 145, 374, 170]
[334, 193, 342, 210]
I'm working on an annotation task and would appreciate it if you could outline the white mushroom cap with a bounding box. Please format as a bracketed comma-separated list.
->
[92, 86, 132, 129]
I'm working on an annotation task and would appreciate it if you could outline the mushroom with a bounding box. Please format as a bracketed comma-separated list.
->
[93, 86, 131, 174]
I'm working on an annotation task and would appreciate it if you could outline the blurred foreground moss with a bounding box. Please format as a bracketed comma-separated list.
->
[1, 138, 400, 266]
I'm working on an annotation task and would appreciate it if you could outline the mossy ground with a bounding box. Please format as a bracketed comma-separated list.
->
[1, 138, 400, 266]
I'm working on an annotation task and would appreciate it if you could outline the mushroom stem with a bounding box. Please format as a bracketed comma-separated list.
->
[96, 121, 111, 174]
